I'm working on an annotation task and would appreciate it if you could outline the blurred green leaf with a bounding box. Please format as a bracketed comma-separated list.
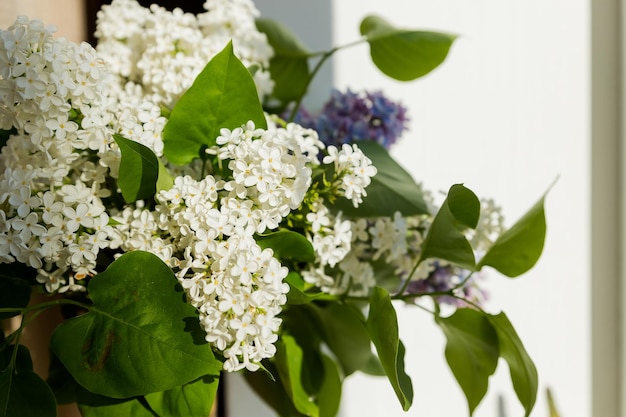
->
[256, 18, 311, 109]
[163, 41, 267, 165]
[437, 308, 499, 415]
[51, 251, 221, 399]
[360, 15, 456, 81]
[366, 287, 413, 411]
[488, 312, 538, 417]
[317, 355, 342, 417]
[547, 388, 562, 417]
[478, 192, 547, 277]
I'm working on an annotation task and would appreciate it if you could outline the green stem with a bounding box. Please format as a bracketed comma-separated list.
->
[288, 38, 368, 123]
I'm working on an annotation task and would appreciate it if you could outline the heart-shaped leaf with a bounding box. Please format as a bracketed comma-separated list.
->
[436, 308, 499, 415]
[113, 134, 159, 203]
[360, 15, 456, 81]
[366, 287, 413, 411]
[163, 41, 267, 165]
[51, 251, 222, 399]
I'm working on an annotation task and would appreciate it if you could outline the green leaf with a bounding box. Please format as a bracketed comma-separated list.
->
[76, 387, 157, 417]
[436, 308, 499, 415]
[419, 184, 478, 270]
[315, 303, 372, 376]
[163, 41, 267, 165]
[244, 361, 307, 417]
[113, 134, 159, 203]
[145, 376, 219, 417]
[156, 158, 175, 193]
[0, 276, 31, 319]
[0, 345, 57, 417]
[256, 230, 315, 263]
[477, 193, 547, 277]
[488, 312, 538, 417]
[366, 287, 413, 411]
[317, 355, 342, 417]
[46, 351, 78, 404]
[51, 251, 222, 399]
[547, 388, 562, 417]
[360, 15, 456, 81]
[255, 18, 311, 109]
[275, 334, 319, 417]
[330, 141, 429, 216]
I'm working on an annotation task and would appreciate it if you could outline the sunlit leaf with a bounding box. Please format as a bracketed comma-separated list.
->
[145, 376, 219, 417]
[163, 42, 267, 165]
[256, 230, 315, 263]
[51, 251, 222, 399]
[436, 308, 499, 415]
[366, 287, 413, 411]
[360, 15, 456, 81]
[113, 134, 159, 203]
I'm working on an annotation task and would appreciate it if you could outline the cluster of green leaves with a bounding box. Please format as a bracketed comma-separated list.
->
[1, 252, 223, 417]
[0, 12, 549, 417]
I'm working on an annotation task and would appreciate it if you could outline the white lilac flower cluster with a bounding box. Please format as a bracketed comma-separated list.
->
[301, 195, 504, 302]
[95, 0, 274, 109]
[0, 18, 166, 292]
[109, 121, 329, 372]
[0, 15, 379, 373]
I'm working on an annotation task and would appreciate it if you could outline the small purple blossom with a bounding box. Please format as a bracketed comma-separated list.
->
[405, 262, 488, 307]
[286, 89, 410, 150]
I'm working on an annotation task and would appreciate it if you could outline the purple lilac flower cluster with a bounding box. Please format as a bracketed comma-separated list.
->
[290, 89, 409, 150]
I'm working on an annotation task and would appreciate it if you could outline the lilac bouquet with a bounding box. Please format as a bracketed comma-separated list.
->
[0, 1, 548, 416]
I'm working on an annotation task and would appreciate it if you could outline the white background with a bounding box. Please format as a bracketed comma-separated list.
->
[228, 1, 597, 416]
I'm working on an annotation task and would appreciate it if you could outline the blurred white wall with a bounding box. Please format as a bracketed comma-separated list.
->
[0, 0, 86, 42]
[331, 0, 593, 416]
